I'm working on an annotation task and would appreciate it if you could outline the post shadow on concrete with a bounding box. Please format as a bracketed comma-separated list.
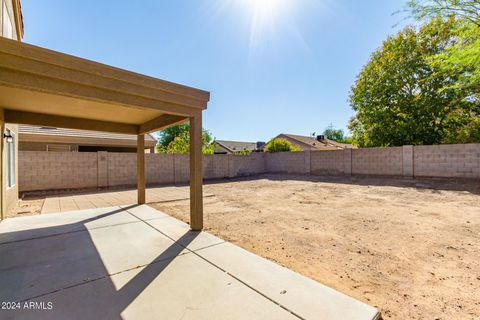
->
[0, 205, 198, 319]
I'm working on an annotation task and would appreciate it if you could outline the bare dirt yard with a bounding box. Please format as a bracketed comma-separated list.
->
[151, 174, 480, 320]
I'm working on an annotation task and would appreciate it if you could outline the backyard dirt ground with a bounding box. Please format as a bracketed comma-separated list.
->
[149, 174, 480, 320]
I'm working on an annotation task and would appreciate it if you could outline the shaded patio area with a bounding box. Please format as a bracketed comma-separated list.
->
[0, 205, 380, 320]
[35, 186, 215, 214]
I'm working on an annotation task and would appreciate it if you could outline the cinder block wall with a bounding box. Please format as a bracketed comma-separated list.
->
[204, 155, 230, 180]
[146, 153, 175, 184]
[18, 143, 480, 192]
[19, 151, 97, 191]
[265, 152, 308, 173]
[352, 147, 403, 176]
[311, 150, 345, 175]
[107, 152, 136, 187]
[414, 144, 480, 178]
[18, 151, 265, 192]
[230, 153, 266, 177]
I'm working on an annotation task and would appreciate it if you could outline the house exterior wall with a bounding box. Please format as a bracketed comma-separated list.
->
[19, 142, 80, 152]
[3, 123, 18, 216]
[19, 142, 157, 153]
[1, 0, 21, 218]
[1, 0, 19, 40]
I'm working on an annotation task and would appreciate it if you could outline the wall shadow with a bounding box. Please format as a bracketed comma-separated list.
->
[202, 173, 480, 195]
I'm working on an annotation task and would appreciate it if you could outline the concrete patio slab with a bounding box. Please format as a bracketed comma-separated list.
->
[2, 253, 298, 320]
[145, 214, 225, 251]
[39, 186, 214, 214]
[120, 204, 225, 252]
[197, 242, 380, 320]
[0, 206, 138, 244]
[119, 203, 171, 221]
[0, 205, 380, 320]
[0, 220, 186, 301]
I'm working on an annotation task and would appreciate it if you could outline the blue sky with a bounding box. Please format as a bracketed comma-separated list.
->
[22, 0, 404, 142]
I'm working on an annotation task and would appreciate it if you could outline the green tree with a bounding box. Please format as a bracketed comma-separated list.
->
[156, 123, 189, 150]
[406, 0, 480, 26]
[264, 138, 301, 153]
[349, 17, 479, 147]
[323, 124, 346, 142]
[235, 149, 252, 155]
[155, 123, 214, 154]
[406, 0, 480, 92]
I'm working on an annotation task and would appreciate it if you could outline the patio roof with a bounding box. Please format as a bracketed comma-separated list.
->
[0, 37, 208, 229]
[0, 37, 209, 133]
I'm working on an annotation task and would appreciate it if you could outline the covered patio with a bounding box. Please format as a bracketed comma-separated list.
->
[0, 36, 207, 229]
[0, 37, 380, 319]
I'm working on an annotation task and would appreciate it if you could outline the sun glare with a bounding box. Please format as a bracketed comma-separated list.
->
[206, 0, 307, 55]
[243, 0, 293, 52]
[249, 0, 283, 15]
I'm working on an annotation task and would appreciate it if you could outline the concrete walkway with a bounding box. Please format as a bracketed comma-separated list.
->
[0, 205, 380, 320]
[40, 186, 213, 214]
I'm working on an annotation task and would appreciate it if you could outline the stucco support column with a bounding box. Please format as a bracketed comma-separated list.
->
[189, 113, 203, 231]
[137, 134, 146, 204]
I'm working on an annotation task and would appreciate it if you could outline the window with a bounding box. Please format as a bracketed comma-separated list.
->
[5, 129, 15, 188]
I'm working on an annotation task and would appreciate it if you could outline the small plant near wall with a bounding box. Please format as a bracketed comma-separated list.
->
[264, 138, 301, 153]
[235, 149, 252, 155]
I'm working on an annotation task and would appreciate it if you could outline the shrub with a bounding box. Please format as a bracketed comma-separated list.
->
[235, 149, 252, 155]
[264, 138, 301, 153]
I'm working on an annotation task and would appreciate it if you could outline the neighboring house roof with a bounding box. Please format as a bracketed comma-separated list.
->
[214, 140, 258, 153]
[18, 125, 157, 147]
[277, 134, 354, 150]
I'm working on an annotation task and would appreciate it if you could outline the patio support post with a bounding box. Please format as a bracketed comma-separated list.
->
[189, 113, 203, 230]
[137, 134, 146, 204]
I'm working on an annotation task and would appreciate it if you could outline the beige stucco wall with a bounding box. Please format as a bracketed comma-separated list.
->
[3, 123, 18, 215]
[1, 0, 21, 218]
[1, 0, 18, 40]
